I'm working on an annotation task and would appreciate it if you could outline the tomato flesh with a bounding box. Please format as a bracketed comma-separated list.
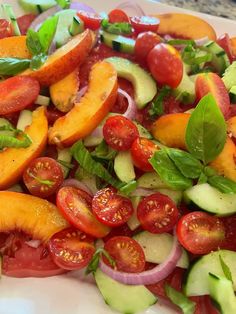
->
[57, 186, 110, 238]
[177, 211, 225, 255]
[131, 137, 158, 172]
[131, 16, 160, 34]
[17, 14, 36, 35]
[0, 19, 12, 39]
[135, 31, 162, 62]
[77, 11, 102, 30]
[23, 157, 64, 198]
[103, 115, 139, 151]
[220, 215, 236, 251]
[48, 227, 95, 270]
[103, 223, 133, 243]
[92, 187, 134, 227]
[108, 9, 130, 23]
[147, 43, 183, 88]
[103, 236, 145, 273]
[137, 193, 179, 233]
[217, 33, 235, 63]
[0, 76, 40, 115]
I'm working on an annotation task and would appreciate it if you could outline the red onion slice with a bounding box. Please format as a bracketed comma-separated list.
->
[99, 235, 182, 285]
[29, 5, 61, 30]
[75, 86, 88, 103]
[25, 240, 41, 249]
[116, 1, 145, 16]
[61, 178, 93, 195]
[131, 187, 155, 197]
[118, 88, 137, 120]
[70, 2, 96, 13]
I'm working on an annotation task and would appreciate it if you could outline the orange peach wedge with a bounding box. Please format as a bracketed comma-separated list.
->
[0, 36, 31, 59]
[0, 191, 69, 242]
[48, 61, 118, 147]
[151, 113, 190, 150]
[21, 29, 95, 86]
[154, 13, 216, 40]
[0, 106, 48, 190]
[227, 116, 236, 139]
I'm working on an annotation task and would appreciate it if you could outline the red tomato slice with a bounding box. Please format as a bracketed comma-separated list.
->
[48, 227, 95, 270]
[131, 16, 160, 34]
[103, 115, 139, 151]
[77, 11, 102, 30]
[103, 236, 145, 273]
[23, 157, 64, 198]
[56, 186, 110, 238]
[220, 215, 236, 251]
[17, 14, 36, 35]
[217, 33, 235, 63]
[108, 9, 130, 23]
[135, 31, 162, 62]
[137, 193, 179, 233]
[190, 296, 219, 314]
[0, 19, 12, 39]
[0, 76, 40, 115]
[103, 223, 133, 243]
[131, 137, 158, 172]
[177, 211, 225, 255]
[92, 187, 134, 227]
[147, 43, 183, 88]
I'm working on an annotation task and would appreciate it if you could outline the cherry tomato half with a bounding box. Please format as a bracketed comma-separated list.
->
[0, 19, 12, 39]
[92, 187, 134, 227]
[220, 214, 236, 251]
[135, 31, 162, 62]
[77, 11, 102, 30]
[0, 76, 40, 115]
[147, 43, 183, 88]
[108, 9, 130, 23]
[103, 236, 145, 273]
[131, 137, 158, 172]
[23, 157, 64, 198]
[48, 227, 95, 270]
[177, 211, 225, 255]
[137, 193, 179, 233]
[103, 115, 139, 151]
[131, 16, 160, 34]
[17, 14, 36, 35]
[56, 186, 110, 238]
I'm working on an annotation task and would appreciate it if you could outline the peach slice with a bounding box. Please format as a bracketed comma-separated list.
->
[48, 61, 118, 147]
[230, 37, 236, 56]
[0, 191, 69, 242]
[210, 137, 236, 182]
[151, 113, 190, 150]
[227, 116, 236, 138]
[0, 36, 31, 59]
[0, 106, 48, 189]
[154, 13, 216, 40]
[49, 69, 80, 112]
[21, 30, 94, 86]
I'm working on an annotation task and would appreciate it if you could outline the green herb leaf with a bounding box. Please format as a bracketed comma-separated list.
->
[26, 29, 43, 56]
[166, 148, 203, 179]
[219, 255, 233, 282]
[71, 140, 123, 189]
[91, 140, 117, 161]
[119, 180, 137, 195]
[30, 53, 47, 70]
[168, 39, 196, 47]
[203, 166, 217, 177]
[57, 160, 74, 170]
[185, 93, 227, 165]
[149, 150, 193, 190]
[0, 130, 32, 150]
[101, 19, 132, 35]
[165, 285, 196, 314]
[0, 58, 31, 75]
[86, 248, 115, 275]
[38, 15, 59, 53]
[197, 172, 208, 184]
[208, 175, 236, 194]
[55, 0, 71, 9]
[149, 86, 171, 117]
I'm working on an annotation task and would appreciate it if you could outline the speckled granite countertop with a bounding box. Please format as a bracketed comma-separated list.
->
[158, 0, 236, 20]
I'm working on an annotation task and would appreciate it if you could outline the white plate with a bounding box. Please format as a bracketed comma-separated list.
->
[0, 1, 236, 314]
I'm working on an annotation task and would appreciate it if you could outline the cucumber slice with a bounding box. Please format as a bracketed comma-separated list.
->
[137, 172, 168, 189]
[127, 196, 142, 230]
[208, 273, 236, 314]
[173, 70, 195, 105]
[19, 0, 56, 14]
[185, 250, 236, 296]
[75, 167, 98, 194]
[94, 268, 157, 314]
[133, 231, 189, 269]
[16, 110, 32, 131]
[222, 61, 236, 91]
[114, 151, 135, 183]
[158, 188, 182, 205]
[106, 57, 157, 109]
[69, 15, 84, 36]
[54, 9, 77, 48]
[35, 95, 50, 106]
[203, 41, 230, 74]
[57, 148, 72, 178]
[0, 118, 15, 137]
[2, 4, 21, 36]
[184, 183, 236, 216]
[100, 30, 135, 54]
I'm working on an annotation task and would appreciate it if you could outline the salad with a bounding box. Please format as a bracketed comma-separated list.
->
[0, 0, 236, 313]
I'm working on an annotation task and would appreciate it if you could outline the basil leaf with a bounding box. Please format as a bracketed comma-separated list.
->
[86, 248, 115, 275]
[38, 15, 59, 53]
[91, 140, 117, 161]
[168, 39, 196, 47]
[30, 53, 47, 70]
[166, 148, 203, 179]
[208, 175, 236, 194]
[165, 285, 196, 314]
[185, 93, 227, 165]
[149, 86, 171, 117]
[101, 19, 132, 35]
[197, 172, 208, 184]
[55, 0, 71, 9]
[0, 132, 32, 150]
[203, 166, 217, 177]
[219, 255, 233, 282]
[149, 150, 193, 190]
[71, 140, 123, 189]
[0, 58, 31, 75]
[26, 29, 43, 55]
[119, 180, 137, 195]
